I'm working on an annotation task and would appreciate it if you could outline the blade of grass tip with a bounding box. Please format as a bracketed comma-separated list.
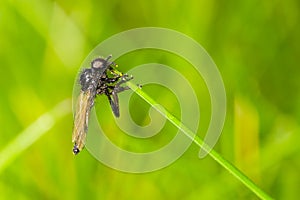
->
[0, 99, 72, 174]
[126, 81, 273, 200]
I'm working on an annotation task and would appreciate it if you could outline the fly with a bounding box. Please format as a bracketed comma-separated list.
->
[72, 55, 133, 155]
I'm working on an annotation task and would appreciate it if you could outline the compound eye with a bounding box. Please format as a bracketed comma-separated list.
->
[92, 57, 109, 69]
[92, 60, 104, 69]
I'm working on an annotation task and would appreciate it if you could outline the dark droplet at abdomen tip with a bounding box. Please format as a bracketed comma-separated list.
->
[73, 145, 80, 155]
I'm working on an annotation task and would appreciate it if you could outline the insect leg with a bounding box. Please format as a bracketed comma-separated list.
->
[113, 85, 130, 93]
[107, 75, 133, 117]
[115, 74, 133, 87]
[106, 90, 120, 117]
[105, 76, 121, 84]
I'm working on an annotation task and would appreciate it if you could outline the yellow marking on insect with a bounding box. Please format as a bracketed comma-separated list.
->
[110, 69, 123, 77]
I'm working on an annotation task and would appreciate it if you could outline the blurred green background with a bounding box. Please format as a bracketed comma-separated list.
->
[1, 0, 299, 199]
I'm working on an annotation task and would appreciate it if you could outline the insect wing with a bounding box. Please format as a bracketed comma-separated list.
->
[72, 90, 93, 154]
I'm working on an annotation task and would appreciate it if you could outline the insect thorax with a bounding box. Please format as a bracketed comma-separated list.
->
[79, 68, 99, 91]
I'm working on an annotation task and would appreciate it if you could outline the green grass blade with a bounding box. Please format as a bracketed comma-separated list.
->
[127, 82, 273, 200]
[0, 99, 71, 174]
